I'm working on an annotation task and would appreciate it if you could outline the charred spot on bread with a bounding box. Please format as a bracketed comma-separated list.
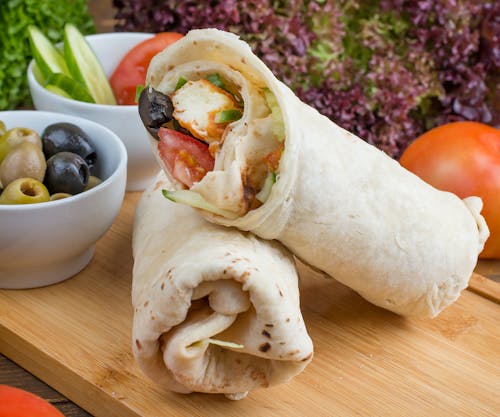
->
[259, 342, 271, 352]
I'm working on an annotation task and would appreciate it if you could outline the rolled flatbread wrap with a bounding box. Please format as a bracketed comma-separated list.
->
[132, 172, 313, 399]
[141, 29, 489, 318]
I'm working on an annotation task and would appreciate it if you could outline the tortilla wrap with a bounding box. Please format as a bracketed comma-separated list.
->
[132, 172, 313, 399]
[145, 29, 489, 318]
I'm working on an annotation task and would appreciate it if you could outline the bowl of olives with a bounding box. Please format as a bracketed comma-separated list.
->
[27, 32, 160, 191]
[0, 110, 127, 289]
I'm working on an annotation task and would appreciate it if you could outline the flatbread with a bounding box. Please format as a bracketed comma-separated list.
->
[132, 172, 313, 398]
[146, 29, 488, 318]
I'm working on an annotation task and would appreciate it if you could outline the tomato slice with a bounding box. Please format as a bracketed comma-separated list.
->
[110, 32, 183, 105]
[158, 128, 214, 187]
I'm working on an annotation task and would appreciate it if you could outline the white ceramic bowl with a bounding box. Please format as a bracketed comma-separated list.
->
[0, 110, 127, 289]
[27, 32, 159, 191]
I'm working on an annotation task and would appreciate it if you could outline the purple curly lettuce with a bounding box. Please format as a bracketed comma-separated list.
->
[113, 0, 500, 158]
[392, 0, 499, 130]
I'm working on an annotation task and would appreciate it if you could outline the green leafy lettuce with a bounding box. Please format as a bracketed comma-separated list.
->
[0, 0, 95, 110]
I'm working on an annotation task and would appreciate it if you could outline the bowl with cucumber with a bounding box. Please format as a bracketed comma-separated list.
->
[27, 25, 160, 191]
[0, 110, 127, 289]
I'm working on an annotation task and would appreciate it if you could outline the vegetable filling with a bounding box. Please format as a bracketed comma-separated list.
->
[139, 73, 285, 214]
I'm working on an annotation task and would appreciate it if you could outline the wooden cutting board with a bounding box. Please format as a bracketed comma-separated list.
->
[1, 192, 499, 417]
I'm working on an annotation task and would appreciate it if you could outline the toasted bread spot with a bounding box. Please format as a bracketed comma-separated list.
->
[259, 342, 271, 352]
[262, 330, 271, 338]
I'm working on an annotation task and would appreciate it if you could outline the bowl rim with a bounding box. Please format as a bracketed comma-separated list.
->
[27, 32, 155, 111]
[0, 110, 127, 211]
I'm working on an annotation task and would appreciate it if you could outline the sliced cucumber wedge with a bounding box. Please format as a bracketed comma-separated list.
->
[45, 85, 72, 99]
[44, 73, 95, 103]
[31, 62, 46, 84]
[63, 24, 116, 105]
[162, 189, 239, 219]
[28, 26, 70, 79]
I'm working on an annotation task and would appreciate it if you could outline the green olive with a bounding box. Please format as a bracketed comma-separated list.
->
[50, 192, 72, 201]
[0, 127, 42, 164]
[84, 175, 102, 191]
[0, 121, 6, 136]
[0, 177, 50, 204]
[0, 142, 46, 188]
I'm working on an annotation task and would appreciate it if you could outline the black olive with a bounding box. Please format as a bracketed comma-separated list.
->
[138, 86, 174, 140]
[42, 123, 97, 170]
[44, 152, 90, 195]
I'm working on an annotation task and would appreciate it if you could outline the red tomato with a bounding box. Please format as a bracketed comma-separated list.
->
[0, 385, 64, 417]
[400, 121, 500, 258]
[158, 128, 214, 187]
[110, 32, 183, 105]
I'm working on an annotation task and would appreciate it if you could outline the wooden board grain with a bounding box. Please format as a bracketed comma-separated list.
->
[1, 192, 499, 417]
[469, 273, 500, 303]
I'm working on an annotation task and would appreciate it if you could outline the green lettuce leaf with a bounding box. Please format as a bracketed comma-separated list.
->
[0, 0, 95, 110]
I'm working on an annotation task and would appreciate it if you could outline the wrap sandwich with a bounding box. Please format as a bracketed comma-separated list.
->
[138, 29, 489, 318]
[132, 172, 313, 399]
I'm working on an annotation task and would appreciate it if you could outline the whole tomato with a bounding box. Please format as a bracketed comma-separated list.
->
[110, 32, 183, 105]
[400, 121, 500, 258]
[0, 385, 64, 417]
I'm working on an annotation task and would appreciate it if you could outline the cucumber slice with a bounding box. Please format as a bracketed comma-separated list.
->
[63, 24, 116, 105]
[28, 26, 70, 79]
[44, 73, 95, 103]
[162, 189, 239, 219]
[214, 109, 242, 123]
[206, 73, 224, 89]
[175, 76, 188, 90]
[188, 339, 244, 349]
[256, 171, 276, 203]
[263, 88, 285, 141]
[207, 339, 244, 349]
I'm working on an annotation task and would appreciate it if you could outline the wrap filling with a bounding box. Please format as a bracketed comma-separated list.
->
[139, 72, 284, 215]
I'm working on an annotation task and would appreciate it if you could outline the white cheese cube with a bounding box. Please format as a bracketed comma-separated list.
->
[172, 79, 239, 144]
